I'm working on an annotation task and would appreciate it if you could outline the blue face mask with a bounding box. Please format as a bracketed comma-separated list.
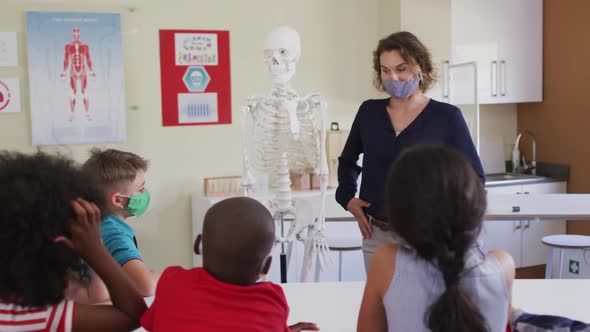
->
[383, 75, 420, 99]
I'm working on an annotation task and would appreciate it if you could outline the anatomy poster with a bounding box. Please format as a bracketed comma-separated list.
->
[159, 30, 231, 126]
[26, 12, 126, 146]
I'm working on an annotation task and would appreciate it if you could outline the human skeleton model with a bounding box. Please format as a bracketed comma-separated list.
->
[60, 27, 95, 121]
[240, 26, 330, 282]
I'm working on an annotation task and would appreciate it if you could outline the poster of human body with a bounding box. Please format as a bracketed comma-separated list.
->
[27, 12, 125, 145]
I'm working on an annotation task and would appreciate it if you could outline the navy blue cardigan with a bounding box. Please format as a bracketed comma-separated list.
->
[335, 98, 485, 220]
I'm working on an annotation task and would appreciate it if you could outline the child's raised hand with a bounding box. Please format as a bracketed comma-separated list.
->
[54, 198, 103, 258]
[289, 322, 320, 331]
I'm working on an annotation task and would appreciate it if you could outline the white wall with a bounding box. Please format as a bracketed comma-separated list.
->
[0, 0, 378, 269]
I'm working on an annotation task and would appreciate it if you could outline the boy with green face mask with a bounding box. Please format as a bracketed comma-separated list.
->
[82, 147, 160, 297]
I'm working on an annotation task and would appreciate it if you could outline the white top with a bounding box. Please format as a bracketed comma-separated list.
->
[384, 246, 509, 332]
[542, 234, 590, 249]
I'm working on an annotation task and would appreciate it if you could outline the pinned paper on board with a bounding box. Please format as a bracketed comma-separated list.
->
[0, 32, 19, 67]
[175, 33, 218, 66]
[159, 29, 231, 126]
[0, 78, 22, 113]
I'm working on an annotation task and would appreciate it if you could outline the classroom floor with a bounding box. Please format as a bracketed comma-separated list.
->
[516, 265, 546, 279]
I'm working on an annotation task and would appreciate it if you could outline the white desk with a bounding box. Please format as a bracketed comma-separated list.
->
[137, 279, 590, 332]
[282, 280, 590, 331]
[485, 194, 590, 220]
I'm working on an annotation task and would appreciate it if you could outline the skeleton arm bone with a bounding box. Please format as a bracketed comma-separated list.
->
[240, 101, 257, 196]
[306, 93, 329, 228]
[317, 100, 329, 226]
[313, 99, 330, 265]
[299, 97, 331, 282]
[286, 95, 324, 241]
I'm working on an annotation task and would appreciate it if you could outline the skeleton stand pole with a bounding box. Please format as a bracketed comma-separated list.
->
[280, 212, 287, 283]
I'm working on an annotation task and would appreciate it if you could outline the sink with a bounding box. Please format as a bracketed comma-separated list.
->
[486, 173, 547, 185]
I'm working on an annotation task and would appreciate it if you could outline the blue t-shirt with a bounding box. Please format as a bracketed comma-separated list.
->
[101, 214, 143, 266]
[336, 98, 485, 220]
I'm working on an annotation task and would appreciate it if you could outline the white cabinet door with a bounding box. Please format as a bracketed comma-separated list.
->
[481, 185, 523, 266]
[522, 182, 567, 195]
[450, 0, 543, 104]
[521, 218, 567, 267]
[451, 0, 502, 104]
[400, 0, 452, 102]
[479, 219, 523, 266]
[496, 0, 543, 103]
[520, 182, 567, 267]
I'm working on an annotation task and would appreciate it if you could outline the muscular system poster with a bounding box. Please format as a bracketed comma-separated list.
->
[26, 12, 126, 145]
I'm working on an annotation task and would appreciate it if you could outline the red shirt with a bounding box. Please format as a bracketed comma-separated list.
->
[141, 267, 290, 332]
[0, 299, 75, 332]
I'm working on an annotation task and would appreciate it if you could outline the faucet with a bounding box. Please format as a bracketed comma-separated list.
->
[514, 129, 536, 175]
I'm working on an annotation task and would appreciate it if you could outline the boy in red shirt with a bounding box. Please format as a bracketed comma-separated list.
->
[140, 197, 319, 331]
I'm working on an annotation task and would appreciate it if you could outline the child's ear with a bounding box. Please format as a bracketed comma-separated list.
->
[111, 193, 127, 208]
[260, 256, 272, 275]
[111, 193, 121, 207]
[194, 234, 202, 255]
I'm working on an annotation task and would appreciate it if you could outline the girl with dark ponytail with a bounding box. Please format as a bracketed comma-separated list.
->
[357, 146, 515, 332]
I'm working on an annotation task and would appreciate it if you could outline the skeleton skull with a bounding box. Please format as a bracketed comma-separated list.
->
[264, 26, 301, 86]
[190, 70, 203, 85]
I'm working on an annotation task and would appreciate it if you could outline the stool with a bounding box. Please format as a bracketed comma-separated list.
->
[542, 234, 590, 279]
[314, 236, 362, 282]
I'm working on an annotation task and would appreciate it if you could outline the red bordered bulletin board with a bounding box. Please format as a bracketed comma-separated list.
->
[159, 29, 231, 126]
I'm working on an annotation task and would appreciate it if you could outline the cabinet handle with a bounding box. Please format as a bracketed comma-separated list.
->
[514, 220, 522, 230]
[442, 60, 450, 98]
[500, 60, 506, 96]
[524, 220, 531, 229]
[491, 60, 498, 96]
[523, 191, 530, 194]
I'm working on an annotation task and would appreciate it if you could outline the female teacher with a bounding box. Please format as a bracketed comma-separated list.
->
[335, 31, 485, 270]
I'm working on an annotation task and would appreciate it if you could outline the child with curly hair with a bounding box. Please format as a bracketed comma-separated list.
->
[0, 151, 146, 331]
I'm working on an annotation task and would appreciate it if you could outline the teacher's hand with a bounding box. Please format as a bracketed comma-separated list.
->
[347, 198, 371, 240]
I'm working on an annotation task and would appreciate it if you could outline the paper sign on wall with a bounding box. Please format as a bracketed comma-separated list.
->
[0, 78, 21, 113]
[159, 30, 231, 126]
[0, 32, 18, 67]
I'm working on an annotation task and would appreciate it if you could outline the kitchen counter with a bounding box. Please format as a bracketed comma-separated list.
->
[485, 174, 563, 187]
[487, 161, 570, 187]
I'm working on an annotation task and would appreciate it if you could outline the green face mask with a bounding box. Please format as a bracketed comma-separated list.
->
[120, 191, 151, 217]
